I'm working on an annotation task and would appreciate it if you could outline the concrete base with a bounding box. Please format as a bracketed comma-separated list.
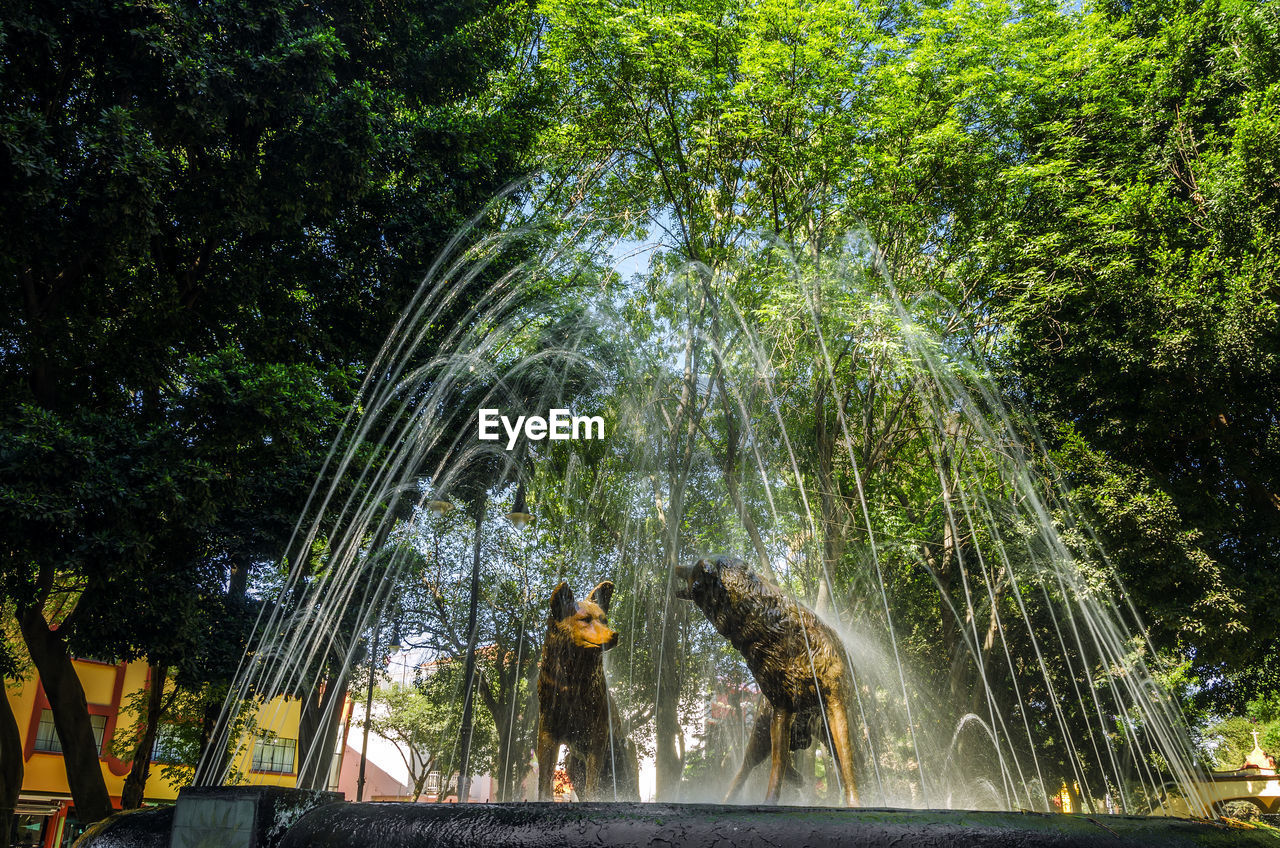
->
[78, 798, 1280, 848]
[76, 787, 341, 848]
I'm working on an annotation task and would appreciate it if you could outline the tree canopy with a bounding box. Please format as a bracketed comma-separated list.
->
[1, 0, 543, 823]
[2, 0, 1277, 824]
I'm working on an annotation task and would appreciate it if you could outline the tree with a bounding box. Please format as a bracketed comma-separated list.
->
[981, 0, 1280, 698]
[533, 0, 1057, 796]
[363, 680, 485, 802]
[1, 621, 28, 842]
[1, 0, 543, 821]
[397, 488, 561, 802]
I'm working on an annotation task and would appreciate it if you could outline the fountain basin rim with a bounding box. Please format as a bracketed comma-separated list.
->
[276, 799, 1279, 848]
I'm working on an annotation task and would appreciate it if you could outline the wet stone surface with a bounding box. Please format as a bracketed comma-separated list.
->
[74, 807, 173, 848]
[275, 802, 1280, 848]
[75, 798, 1280, 848]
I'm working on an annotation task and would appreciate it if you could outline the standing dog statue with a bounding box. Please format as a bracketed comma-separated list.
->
[536, 580, 639, 801]
[674, 556, 861, 806]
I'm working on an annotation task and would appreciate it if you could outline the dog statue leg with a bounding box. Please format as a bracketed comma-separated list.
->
[723, 760, 753, 803]
[724, 707, 772, 802]
[823, 696, 861, 807]
[764, 705, 792, 804]
[582, 749, 602, 801]
[536, 724, 557, 801]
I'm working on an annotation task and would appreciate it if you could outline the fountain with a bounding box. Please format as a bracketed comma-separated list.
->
[77, 219, 1278, 846]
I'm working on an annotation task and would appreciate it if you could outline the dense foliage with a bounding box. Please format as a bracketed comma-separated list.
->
[982, 0, 1280, 691]
[1, 0, 542, 824]
[1, 0, 1276, 823]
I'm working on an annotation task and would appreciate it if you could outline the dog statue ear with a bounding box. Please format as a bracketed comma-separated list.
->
[550, 582, 576, 620]
[588, 580, 615, 613]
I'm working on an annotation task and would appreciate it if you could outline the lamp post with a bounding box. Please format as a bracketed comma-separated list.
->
[388, 622, 404, 684]
[428, 497, 452, 583]
[456, 496, 487, 803]
[355, 623, 380, 803]
[357, 617, 402, 803]
[354, 514, 405, 802]
[500, 481, 533, 800]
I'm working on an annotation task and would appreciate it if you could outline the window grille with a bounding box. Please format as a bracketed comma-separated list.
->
[34, 711, 107, 755]
[251, 736, 296, 773]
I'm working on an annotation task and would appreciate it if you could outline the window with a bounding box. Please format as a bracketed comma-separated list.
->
[33, 711, 106, 755]
[33, 711, 58, 753]
[327, 749, 343, 791]
[426, 772, 441, 793]
[151, 724, 185, 765]
[12, 814, 46, 848]
[251, 736, 296, 773]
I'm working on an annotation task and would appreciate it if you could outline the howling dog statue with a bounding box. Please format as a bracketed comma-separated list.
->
[674, 555, 861, 806]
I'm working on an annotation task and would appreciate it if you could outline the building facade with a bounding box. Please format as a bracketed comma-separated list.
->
[5, 659, 312, 848]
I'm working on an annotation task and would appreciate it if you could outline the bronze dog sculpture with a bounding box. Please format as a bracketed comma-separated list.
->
[535, 580, 639, 801]
[674, 556, 861, 806]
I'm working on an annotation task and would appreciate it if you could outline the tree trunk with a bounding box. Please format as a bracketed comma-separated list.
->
[355, 625, 379, 802]
[297, 682, 322, 788]
[654, 476, 691, 800]
[479, 655, 532, 803]
[479, 677, 513, 802]
[653, 302, 707, 801]
[654, 562, 686, 800]
[723, 402, 773, 577]
[457, 497, 487, 803]
[934, 421, 972, 706]
[297, 671, 350, 790]
[815, 385, 851, 598]
[712, 352, 773, 579]
[121, 663, 168, 809]
[0, 680, 24, 845]
[228, 559, 251, 601]
[197, 691, 231, 782]
[17, 604, 114, 824]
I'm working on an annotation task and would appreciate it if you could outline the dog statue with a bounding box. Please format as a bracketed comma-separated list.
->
[674, 556, 861, 806]
[535, 580, 639, 801]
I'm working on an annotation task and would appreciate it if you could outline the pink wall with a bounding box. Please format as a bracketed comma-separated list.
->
[335, 744, 411, 801]
[334, 744, 496, 802]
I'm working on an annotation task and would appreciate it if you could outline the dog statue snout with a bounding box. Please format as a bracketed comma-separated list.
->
[673, 558, 715, 599]
[672, 563, 694, 599]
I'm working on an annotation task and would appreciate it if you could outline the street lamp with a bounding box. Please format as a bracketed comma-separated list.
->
[356, 623, 380, 803]
[460, 481, 535, 803]
[456, 496, 488, 804]
[502, 481, 533, 800]
[505, 482, 533, 531]
[427, 496, 451, 587]
[358, 617, 405, 801]
[388, 622, 407, 685]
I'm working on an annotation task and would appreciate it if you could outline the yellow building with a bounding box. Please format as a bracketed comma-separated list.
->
[5, 658, 317, 848]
